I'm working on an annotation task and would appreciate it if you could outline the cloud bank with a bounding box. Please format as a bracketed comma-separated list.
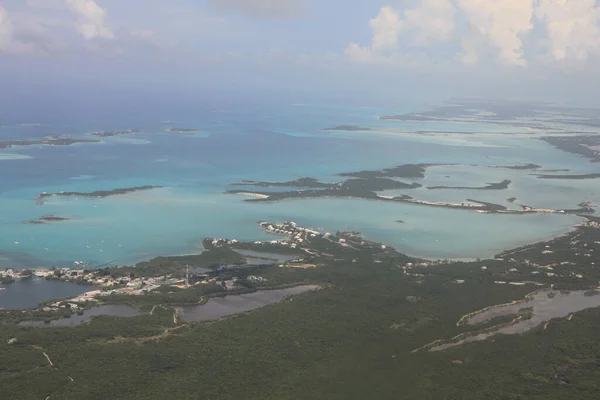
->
[208, 0, 305, 18]
[64, 0, 114, 40]
[347, 0, 600, 67]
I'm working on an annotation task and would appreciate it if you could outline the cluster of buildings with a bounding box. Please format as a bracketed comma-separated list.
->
[259, 221, 322, 249]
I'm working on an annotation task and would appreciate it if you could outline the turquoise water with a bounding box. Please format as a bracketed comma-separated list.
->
[0, 99, 598, 268]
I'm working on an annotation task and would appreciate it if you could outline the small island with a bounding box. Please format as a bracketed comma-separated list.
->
[37, 185, 163, 199]
[323, 125, 373, 132]
[0, 137, 99, 149]
[339, 163, 447, 179]
[536, 173, 600, 180]
[25, 215, 72, 224]
[232, 177, 331, 188]
[88, 129, 140, 137]
[164, 128, 202, 133]
[495, 163, 541, 170]
[427, 180, 511, 190]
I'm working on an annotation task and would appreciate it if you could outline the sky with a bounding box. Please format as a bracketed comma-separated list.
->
[1, 0, 600, 105]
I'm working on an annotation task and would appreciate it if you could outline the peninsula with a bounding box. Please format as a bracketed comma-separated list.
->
[541, 135, 600, 163]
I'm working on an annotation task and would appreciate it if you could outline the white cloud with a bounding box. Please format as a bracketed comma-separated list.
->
[370, 6, 403, 52]
[0, 6, 15, 52]
[346, 1, 456, 63]
[0, 5, 42, 53]
[403, 0, 456, 46]
[208, 0, 304, 18]
[457, 0, 534, 67]
[64, 0, 114, 40]
[535, 0, 600, 62]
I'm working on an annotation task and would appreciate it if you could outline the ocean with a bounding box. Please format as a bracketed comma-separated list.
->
[0, 96, 597, 269]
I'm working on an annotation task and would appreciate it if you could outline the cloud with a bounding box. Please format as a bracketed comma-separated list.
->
[0, 5, 49, 54]
[370, 6, 403, 52]
[208, 0, 305, 18]
[64, 0, 114, 40]
[403, 0, 457, 46]
[346, 0, 545, 67]
[346, 1, 456, 63]
[0, 6, 14, 52]
[457, 0, 534, 67]
[535, 0, 600, 62]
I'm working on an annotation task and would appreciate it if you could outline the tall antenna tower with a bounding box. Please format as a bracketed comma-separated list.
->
[185, 265, 190, 287]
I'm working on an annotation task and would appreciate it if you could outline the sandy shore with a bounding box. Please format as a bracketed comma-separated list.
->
[235, 192, 270, 199]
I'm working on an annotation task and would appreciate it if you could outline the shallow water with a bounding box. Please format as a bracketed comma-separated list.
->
[431, 289, 600, 351]
[234, 249, 298, 265]
[178, 285, 319, 322]
[0, 99, 597, 271]
[0, 278, 91, 310]
[18, 305, 140, 328]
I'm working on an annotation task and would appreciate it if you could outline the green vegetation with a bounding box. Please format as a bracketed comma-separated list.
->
[541, 135, 600, 163]
[103, 283, 226, 311]
[338, 163, 437, 179]
[110, 247, 246, 278]
[1, 220, 600, 399]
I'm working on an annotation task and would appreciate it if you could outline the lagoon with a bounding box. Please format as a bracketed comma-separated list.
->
[0, 278, 91, 310]
[178, 285, 319, 322]
[18, 305, 140, 328]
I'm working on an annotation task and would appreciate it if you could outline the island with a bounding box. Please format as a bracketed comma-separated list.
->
[323, 125, 374, 131]
[495, 163, 541, 170]
[164, 128, 202, 133]
[0, 137, 99, 149]
[339, 163, 446, 179]
[227, 165, 587, 214]
[231, 177, 331, 188]
[25, 215, 72, 224]
[37, 185, 163, 199]
[536, 173, 600, 180]
[88, 129, 140, 137]
[427, 180, 511, 190]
